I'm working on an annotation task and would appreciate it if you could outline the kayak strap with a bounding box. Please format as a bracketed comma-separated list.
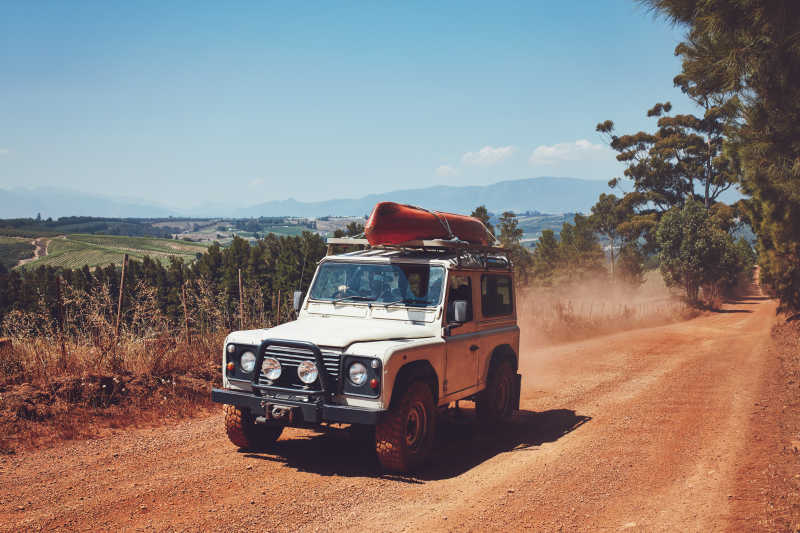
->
[432, 211, 456, 241]
[485, 225, 500, 245]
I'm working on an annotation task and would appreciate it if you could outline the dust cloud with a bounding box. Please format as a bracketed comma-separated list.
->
[517, 272, 691, 353]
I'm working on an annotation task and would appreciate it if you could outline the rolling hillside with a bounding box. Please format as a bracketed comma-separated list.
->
[18, 235, 209, 270]
[0, 237, 36, 270]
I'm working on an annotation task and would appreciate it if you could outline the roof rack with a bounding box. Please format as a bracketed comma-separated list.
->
[326, 237, 508, 255]
[325, 238, 512, 272]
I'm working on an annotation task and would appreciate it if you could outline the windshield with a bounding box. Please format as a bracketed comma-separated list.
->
[309, 262, 445, 307]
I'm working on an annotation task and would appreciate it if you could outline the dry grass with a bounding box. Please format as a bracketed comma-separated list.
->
[0, 327, 224, 454]
[0, 272, 304, 454]
[0, 279, 242, 453]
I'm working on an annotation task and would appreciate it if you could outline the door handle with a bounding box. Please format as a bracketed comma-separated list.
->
[469, 345, 479, 352]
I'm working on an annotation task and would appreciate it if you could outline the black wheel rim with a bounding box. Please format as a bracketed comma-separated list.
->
[405, 400, 428, 450]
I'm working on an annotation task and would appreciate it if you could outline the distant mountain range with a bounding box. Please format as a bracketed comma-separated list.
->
[0, 187, 175, 219]
[0, 177, 743, 219]
[236, 177, 611, 218]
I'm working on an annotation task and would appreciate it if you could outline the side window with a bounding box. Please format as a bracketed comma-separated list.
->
[446, 275, 473, 322]
[481, 275, 513, 317]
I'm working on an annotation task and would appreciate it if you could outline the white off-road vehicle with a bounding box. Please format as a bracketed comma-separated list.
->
[212, 238, 521, 472]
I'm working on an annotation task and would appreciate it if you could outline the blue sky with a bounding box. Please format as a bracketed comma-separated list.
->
[0, 1, 693, 209]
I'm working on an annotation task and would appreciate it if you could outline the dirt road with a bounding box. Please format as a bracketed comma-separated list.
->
[0, 293, 784, 532]
[15, 237, 50, 268]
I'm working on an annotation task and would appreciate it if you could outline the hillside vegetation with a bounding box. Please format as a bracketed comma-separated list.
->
[18, 234, 208, 270]
[0, 237, 35, 271]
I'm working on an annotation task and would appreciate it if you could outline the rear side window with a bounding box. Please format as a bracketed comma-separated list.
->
[481, 275, 513, 317]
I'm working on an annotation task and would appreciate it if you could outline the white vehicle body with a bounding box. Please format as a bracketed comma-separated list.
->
[212, 240, 521, 468]
[216, 247, 520, 418]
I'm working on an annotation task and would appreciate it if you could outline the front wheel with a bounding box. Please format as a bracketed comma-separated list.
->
[224, 405, 283, 450]
[375, 381, 437, 472]
[475, 360, 516, 424]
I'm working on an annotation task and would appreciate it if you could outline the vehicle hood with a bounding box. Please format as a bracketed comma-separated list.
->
[226, 316, 437, 349]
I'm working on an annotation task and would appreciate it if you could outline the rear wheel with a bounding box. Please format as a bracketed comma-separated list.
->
[375, 381, 437, 472]
[476, 360, 516, 424]
[224, 405, 283, 450]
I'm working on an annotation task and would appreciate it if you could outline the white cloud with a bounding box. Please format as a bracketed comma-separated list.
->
[461, 145, 515, 166]
[435, 164, 458, 177]
[529, 139, 606, 165]
[249, 178, 265, 187]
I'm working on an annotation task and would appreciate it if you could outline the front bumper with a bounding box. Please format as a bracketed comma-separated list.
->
[212, 388, 384, 425]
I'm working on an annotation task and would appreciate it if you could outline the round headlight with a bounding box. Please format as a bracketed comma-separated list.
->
[226, 344, 236, 354]
[297, 361, 319, 384]
[261, 357, 281, 380]
[240, 351, 256, 373]
[349, 362, 368, 386]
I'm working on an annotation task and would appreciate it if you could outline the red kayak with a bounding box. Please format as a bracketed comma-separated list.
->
[364, 202, 492, 246]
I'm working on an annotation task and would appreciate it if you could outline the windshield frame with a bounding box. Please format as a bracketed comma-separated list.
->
[307, 260, 446, 308]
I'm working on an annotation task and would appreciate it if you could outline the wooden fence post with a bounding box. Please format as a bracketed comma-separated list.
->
[114, 253, 128, 342]
[238, 268, 244, 330]
[181, 283, 190, 344]
[110, 253, 128, 371]
[55, 275, 67, 369]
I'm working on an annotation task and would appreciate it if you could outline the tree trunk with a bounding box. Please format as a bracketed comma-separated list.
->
[609, 236, 615, 282]
[705, 136, 713, 208]
[686, 280, 700, 304]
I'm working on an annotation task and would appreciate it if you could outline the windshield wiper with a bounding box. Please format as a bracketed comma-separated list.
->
[331, 295, 373, 305]
[379, 298, 430, 308]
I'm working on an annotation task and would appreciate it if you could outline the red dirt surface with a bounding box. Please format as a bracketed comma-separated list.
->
[1, 288, 796, 532]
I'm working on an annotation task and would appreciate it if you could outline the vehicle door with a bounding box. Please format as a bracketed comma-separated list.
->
[476, 272, 519, 387]
[443, 272, 480, 396]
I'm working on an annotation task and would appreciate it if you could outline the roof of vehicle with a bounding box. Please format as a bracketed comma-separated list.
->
[323, 238, 512, 271]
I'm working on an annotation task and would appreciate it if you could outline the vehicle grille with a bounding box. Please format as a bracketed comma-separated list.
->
[259, 344, 341, 390]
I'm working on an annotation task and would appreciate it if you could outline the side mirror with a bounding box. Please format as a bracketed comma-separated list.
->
[293, 291, 304, 312]
[453, 300, 468, 323]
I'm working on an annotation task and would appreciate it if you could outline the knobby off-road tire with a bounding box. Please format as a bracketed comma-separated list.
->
[375, 381, 437, 472]
[475, 360, 516, 425]
[224, 405, 283, 450]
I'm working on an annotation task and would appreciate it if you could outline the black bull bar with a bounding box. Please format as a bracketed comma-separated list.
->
[211, 338, 383, 425]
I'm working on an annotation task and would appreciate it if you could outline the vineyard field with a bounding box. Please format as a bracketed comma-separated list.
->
[17, 234, 208, 270]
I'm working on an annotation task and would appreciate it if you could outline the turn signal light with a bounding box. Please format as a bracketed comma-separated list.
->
[370, 378, 379, 389]
[226, 362, 235, 372]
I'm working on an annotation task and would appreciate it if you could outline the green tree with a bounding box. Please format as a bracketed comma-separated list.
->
[594, 94, 739, 267]
[642, 0, 800, 310]
[498, 212, 522, 247]
[656, 199, 745, 303]
[557, 214, 606, 282]
[616, 243, 646, 287]
[530, 229, 559, 285]
[498, 211, 532, 282]
[589, 193, 636, 280]
[734, 237, 757, 278]
[333, 221, 365, 238]
[597, 96, 738, 212]
[470, 205, 495, 237]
